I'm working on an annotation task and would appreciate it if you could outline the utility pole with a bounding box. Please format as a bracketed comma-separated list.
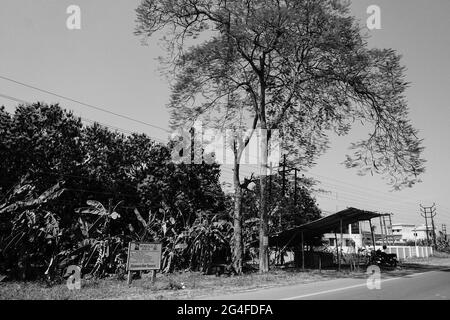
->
[268, 162, 272, 206]
[281, 154, 286, 198]
[388, 214, 394, 245]
[420, 204, 437, 249]
[430, 210, 437, 248]
[420, 205, 430, 246]
[279, 155, 287, 229]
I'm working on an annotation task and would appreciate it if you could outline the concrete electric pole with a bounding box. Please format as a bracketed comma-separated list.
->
[420, 204, 437, 249]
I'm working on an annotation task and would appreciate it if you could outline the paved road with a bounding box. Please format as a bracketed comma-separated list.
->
[202, 268, 450, 300]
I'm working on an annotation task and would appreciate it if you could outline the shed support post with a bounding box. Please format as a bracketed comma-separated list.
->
[369, 219, 376, 250]
[127, 271, 132, 286]
[335, 232, 340, 272]
[301, 231, 305, 270]
[380, 217, 385, 247]
[339, 219, 343, 272]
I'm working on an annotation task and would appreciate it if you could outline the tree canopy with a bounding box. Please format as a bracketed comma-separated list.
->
[136, 0, 425, 188]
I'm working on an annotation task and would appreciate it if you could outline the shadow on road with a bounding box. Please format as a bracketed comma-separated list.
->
[281, 260, 450, 282]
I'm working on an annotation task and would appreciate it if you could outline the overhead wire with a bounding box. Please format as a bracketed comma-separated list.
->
[3, 78, 447, 223]
[0, 75, 170, 134]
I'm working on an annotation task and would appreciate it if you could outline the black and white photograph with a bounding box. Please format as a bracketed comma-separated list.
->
[0, 0, 449, 311]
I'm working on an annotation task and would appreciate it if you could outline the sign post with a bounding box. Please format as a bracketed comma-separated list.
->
[126, 242, 162, 286]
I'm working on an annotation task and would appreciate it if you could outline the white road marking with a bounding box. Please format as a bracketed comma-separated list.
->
[283, 271, 431, 300]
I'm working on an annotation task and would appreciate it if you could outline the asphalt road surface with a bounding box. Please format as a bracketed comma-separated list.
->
[203, 268, 450, 300]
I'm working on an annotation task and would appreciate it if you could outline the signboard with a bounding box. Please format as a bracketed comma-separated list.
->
[127, 242, 162, 271]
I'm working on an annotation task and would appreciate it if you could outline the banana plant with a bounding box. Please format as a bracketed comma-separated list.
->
[186, 213, 232, 272]
[57, 200, 125, 278]
[0, 179, 64, 280]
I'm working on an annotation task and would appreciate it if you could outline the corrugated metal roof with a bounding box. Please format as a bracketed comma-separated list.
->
[269, 207, 389, 247]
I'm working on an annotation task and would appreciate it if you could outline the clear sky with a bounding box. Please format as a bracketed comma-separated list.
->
[1, 0, 449, 229]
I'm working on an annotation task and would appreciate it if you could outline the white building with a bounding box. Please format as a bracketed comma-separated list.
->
[322, 222, 368, 253]
[391, 223, 416, 242]
[391, 223, 434, 243]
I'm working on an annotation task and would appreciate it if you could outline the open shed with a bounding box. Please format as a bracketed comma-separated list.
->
[269, 207, 390, 270]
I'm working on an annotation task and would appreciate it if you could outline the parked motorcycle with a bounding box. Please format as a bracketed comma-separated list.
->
[368, 249, 398, 269]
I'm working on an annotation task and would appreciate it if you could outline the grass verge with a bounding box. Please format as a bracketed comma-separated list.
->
[2, 254, 449, 300]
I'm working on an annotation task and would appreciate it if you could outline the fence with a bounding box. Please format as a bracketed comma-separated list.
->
[381, 246, 433, 260]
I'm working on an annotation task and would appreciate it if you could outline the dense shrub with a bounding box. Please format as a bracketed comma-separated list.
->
[0, 103, 229, 280]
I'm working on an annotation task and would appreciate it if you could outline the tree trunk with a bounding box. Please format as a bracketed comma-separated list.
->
[259, 127, 269, 273]
[257, 57, 270, 273]
[232, 162, 243, 274]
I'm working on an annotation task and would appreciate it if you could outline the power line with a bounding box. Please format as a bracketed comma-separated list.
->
[258, 163, 431, 214]
[312, 178, 415, 205]
[1, 92, 235, 198]
[3, 78, 448, 220]
[271, 157, 415, 215]
[0, 74, 170, 134]
[0, 93, 235, 196]
[0, 92, 166, 143]
[0, 90, 266, 177]
[315, 182, 420, 212]
[314, 190, 410, 214]
[314, 193, 394, 213]
[314, 194, 427, 225]
[306, 170, 420, 205]
[307, 175, 450, 226]
[274, 165, 422, 213]
[0, 93, 26, 104]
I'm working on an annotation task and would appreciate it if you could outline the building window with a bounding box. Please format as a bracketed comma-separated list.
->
[351, 223, 360, 234]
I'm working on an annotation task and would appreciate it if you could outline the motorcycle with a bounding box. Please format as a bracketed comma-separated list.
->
[368, 249, 398, 269]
